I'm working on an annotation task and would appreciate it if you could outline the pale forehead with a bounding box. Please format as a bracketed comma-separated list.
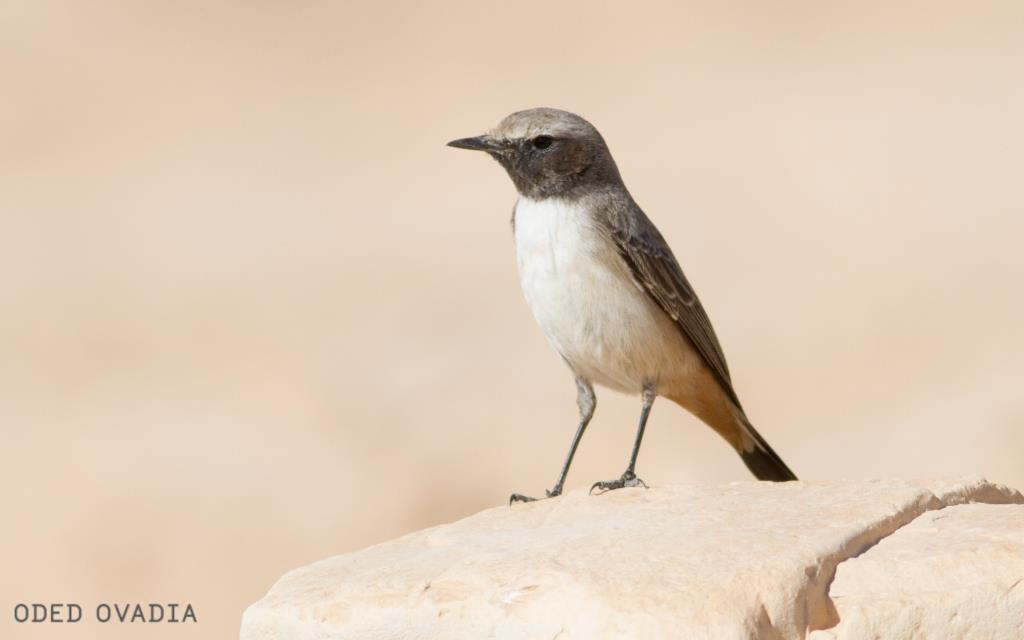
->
[489, 108, 596, 140]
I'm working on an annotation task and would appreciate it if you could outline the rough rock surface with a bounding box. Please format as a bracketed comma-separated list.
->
[241, 478, 1022, 640]
[811, 502, 1024, 639]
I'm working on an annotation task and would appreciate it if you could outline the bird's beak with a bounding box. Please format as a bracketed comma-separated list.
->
[446, 135, 505, 153]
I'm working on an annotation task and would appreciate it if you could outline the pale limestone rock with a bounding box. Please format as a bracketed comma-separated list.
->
[812, 502, 1024, 640]
[241, 478, 1022, 640]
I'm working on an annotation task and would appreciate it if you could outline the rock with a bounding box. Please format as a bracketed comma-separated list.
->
[240, 478, 1022, 640]
[811, 502, 1024, 639]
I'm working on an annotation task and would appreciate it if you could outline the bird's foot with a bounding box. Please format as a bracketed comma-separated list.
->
[589, 470, 648, 495]
[509, 486, 563, 505]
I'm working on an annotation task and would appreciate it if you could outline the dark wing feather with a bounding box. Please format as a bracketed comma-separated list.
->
[608, 209, 742, 409]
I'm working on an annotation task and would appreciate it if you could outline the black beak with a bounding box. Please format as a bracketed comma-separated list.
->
[446, 135, 505, 153]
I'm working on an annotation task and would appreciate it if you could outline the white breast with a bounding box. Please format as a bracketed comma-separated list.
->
[513, 197, 697, 394]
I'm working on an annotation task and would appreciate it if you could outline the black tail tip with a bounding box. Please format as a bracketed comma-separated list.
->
[740, 447, 798, 482]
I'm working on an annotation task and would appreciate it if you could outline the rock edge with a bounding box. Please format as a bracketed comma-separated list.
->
[241, 478, 1023, 640]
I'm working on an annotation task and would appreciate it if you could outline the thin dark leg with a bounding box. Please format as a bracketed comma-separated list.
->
[591, 384, 656, 494]
[510, 377, 595, 504]
[626, 385, 655, 474]
[549, 378, 596, 496]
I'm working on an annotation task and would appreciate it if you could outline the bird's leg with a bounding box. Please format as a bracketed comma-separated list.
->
[591, 384, 656, 494]
[510, 378, 595, 504]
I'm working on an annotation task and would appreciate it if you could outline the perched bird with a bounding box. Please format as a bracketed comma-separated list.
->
[448, 108, 797, 502]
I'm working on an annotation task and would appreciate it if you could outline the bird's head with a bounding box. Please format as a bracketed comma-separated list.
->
[448, 108, 621, 199]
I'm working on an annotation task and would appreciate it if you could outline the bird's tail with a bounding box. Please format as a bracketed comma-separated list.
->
[736, 415, 798, 482]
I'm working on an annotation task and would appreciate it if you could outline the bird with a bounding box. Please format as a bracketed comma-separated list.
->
[447, 108, 797, 503]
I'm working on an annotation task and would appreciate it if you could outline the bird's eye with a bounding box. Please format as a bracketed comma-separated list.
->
[532, 135, 554, 150]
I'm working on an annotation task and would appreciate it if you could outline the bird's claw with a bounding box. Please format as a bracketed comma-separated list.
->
[589, 471, 648, 495]
[509, 486, 563, 506]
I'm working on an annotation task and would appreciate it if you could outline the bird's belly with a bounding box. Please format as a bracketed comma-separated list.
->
[513, 198, 696, 393]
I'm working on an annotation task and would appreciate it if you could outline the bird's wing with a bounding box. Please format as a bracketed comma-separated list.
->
[608, 208, 742, 409]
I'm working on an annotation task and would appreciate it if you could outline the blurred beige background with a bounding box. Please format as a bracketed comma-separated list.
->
[3, 1, 1023, 638]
